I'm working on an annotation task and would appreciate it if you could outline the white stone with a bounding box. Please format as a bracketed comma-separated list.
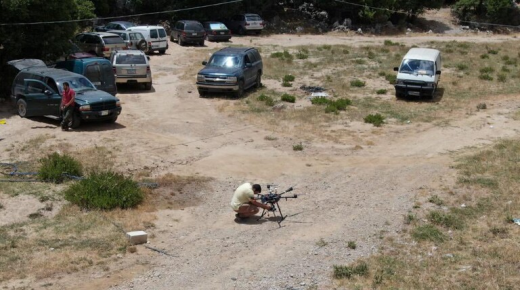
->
[127, 231, 148, 245]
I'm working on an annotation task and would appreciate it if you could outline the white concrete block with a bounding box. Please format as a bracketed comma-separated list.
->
[126, 231, 148, 245]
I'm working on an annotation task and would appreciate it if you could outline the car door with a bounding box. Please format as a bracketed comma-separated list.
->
[24, 79, 60, 116]
[242, 54, 255, 87]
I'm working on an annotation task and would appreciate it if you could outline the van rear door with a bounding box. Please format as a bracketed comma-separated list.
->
[85, 63, 117, 96]
[150, 28, 168, 51]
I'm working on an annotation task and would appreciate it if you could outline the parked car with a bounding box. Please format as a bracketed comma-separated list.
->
[196, 47, 262, 98]
[95, 21, 136, 32]
[203, 21, 232, 42]
[8, 59, 122, 128]
[55, 57, 117, 96]
[107, 30, 148, 52]
[74, 32, 127, 58]
[110, 50, 152, 90]
[225, 14, 264, 35]
[127, 26, 168, 54]
[393, 48, 442, 99]
[170, 20, 206, 46]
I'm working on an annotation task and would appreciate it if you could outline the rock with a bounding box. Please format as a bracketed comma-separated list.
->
[272, 103, 286, 111]
[231, 277, 237, 281]
[356, 28, 363, 34]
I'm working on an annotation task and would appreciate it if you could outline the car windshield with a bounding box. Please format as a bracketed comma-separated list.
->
[103, 36, 124, 44]
[186, 23, 204, 30]
[57, 76, 96, 93]
[246, 15, 262, 21]
[209, 23, 227, 30]
[208, 55, 241, 68]
[399, 59, 435, 76]
[115, 54, 147, 65]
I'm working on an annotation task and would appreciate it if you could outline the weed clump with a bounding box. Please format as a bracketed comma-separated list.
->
[281, 81, 292, 87]
[333, 262, 369, 279]
[270, 50, 293, 62]
[293, 143, 304, 151]
[347, 241, 357, 249]
[350, 79, 366, 87]
[281, 93, 296, 103]
[428, 211, 465, 230]
[385, 74, 397, 84]
[283, 74, 295, 82]
[383, 40, 399, 46]
[376, 89, 387, 95]
[257, 94, 275, 106]
[311, 97, 352, 113]
[38, 153, 83, 184]
[65, 170, 143, 210]
[364, 113, 385, 127]
[479, 74, 493, 81]
[412, 224, 446, 243]
[429, 195, 444, 206]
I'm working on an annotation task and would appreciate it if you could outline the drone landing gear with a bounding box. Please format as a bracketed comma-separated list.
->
[257, 202, 286, 227]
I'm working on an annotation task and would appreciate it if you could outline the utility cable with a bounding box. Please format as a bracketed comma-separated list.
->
[0, 0, 242, 26]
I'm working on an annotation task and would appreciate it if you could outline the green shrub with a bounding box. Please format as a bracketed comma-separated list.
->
[378, 71, 387, 77]
[332, 98, 352, 110]
[257, 94, 275, 106]
[376, 89, 387, 95]
[497, 74, 507, 82]
[480, 54, 489, 59]
[342, 49, 349, 54]
[347, 241, 357, 249]
[479, 74, 493, 81]
[325, 105, 339, 114]
[385, 74, 397, 84]
[295, 51, 308, 59]
[501, 55, 510, 61]
[270, 51, 283, 58]
[283, 74, 295, 82]
[293, 143, 304, 151]
[487, 49, 498, 54]
[501, 66, 511, 73]
[350, 79, 366, 87]
[281, 81, 293, 87]
[412, 224, 446, 243]
[367, 51, 376, 59]
[354, 59, 366, 65]
[38, 153, 83, 184]
[364, 113, 385, 127]
[271, 50, 293, 61]
[504, 58, 517, 65]
[281, 93, 296, 103]
[322, 44, 331, 50]
[311, 97, 330, 105]
[429, 195, 444, 206]
[383, 40, 398, 46]
[480, 67, 495, 74]
[456, 63, 468, 71]
[64, 171, 143, 210]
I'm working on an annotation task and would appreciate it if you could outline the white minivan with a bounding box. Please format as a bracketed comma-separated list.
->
[127, 25, 168, 54]
[393, 48, 441, 99]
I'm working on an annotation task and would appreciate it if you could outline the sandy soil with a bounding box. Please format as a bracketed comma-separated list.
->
[1, 29, 520, 289]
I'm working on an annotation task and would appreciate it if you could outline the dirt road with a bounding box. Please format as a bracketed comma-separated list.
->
[1, 32, 520, 289]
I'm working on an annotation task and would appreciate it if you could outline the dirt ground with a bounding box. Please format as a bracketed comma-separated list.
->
[2, 22, 520, 289]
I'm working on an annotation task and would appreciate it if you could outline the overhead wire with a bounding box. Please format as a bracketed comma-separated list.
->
[0, 0, 242, 26]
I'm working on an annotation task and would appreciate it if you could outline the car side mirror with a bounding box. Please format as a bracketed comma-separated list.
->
[147, 56, 150, 60]
[393, 67, 399, 72]
[245, 63, 252, 68]
[202, 61, 207, 65]
[44, 90, 53, 96]
[436, 70, 441, 75]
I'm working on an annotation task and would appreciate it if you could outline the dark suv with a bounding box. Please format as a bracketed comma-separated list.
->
[9, 59, 122, 128]
[225, 14, 265, 35]
[196, 47, 262, 98]
[170, 20, 206, 46]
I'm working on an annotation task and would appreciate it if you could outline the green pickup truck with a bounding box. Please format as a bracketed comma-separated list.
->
[9, 59, 122, 128]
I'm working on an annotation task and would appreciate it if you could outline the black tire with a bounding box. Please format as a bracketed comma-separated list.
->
[69, 113, 81, 129]
[255, 73, 262, 89]
[137, 39, 147, 52]
[17, 98, 28, 117]
[234, 80, 244, 98]
[159, 49, 165, 54]
[107, 115, 118, 123]
[144, 82, 152, 90]
[200, 40, 204, 46]
[178, 37, 183, 46]
[170, 34, 174, 42]
[256, 30, 262, 35]
[238, 26, 245, 35]
[198, 89, 206, 98]
[396, 92, 405, 99]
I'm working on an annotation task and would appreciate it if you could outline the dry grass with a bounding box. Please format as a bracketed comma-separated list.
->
[215, 41, 520, 144]
[334, 138, 520, 289]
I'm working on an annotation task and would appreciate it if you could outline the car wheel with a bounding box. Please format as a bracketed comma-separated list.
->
[256, 30, 262, 35]
[69, 113, 81, 129]
[178, 37, 183, 46]
[170, 34, 174, 42]
[107, 115, 118, 123]
[395, 91, 404, 99]
[137, 39, 147, 52]
[159, 49, 165, 54]
[200, 40, 204, 46]
[238, 26, 245, 35]
[144, 82, 152, 90]
[234, 80, 244, 98]
[255, 73, 262, 89]
[17, 98, 28, 117]
[198, 89, 207, 98]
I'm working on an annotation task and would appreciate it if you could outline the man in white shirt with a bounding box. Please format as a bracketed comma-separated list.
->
[230, 182, 272, 219]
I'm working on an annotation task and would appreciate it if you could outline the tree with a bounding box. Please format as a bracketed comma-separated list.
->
[453, 0, 519, 25]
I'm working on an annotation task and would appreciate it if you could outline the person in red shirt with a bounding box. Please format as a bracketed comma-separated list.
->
[60, 82, 75, 131]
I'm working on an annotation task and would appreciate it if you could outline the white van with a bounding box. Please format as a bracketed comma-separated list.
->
[127, 25, 168, 54]
[393, 48, 441, 99]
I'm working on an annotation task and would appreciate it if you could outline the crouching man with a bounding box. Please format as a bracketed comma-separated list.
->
[231, 182, 272, 219]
